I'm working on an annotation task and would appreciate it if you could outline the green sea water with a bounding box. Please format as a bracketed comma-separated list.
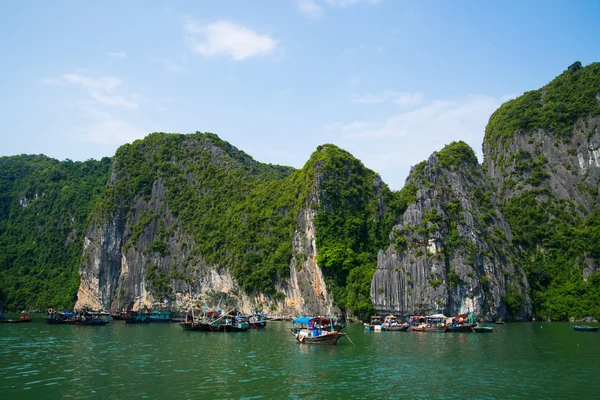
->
[1, 316, 599, 399]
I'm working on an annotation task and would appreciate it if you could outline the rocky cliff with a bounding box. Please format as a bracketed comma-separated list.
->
[74, 135, 392, 317]
[5, 62, 600, 320]
[481, 62, 600, 320]
[371, 142, 531, 320]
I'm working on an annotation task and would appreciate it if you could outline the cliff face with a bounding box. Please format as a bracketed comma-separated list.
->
[74, 135, 362, 316]
[371, 142, 531, 320]
[484, 117, 600, 211]
[479, 63, 600, 320]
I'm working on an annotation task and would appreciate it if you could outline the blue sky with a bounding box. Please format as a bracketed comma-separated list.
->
[1, 1, 598, 190]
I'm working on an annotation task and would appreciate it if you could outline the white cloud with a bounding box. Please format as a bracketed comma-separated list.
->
[296, 0, 380, 17]
[295, 0, 324, 18]
[43, 74, 139, 110]
[89, 91, 139, 109]
[184, 20, 277, 61]
[326, 95, 506, 190]
[351, 94, 386, 104]
[351, 91, 424, 108]
[41, 73, 147, 147]
[62, 74, 122, 93]
[106, 51, 126, 58]
[76, 118, 147, 145]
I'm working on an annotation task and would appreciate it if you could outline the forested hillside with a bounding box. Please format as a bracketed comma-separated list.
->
[483, 62, 600, 320]
[0, 155, 111, 310]
[75, 133, 400, 320]
[2, 63, 599, 321]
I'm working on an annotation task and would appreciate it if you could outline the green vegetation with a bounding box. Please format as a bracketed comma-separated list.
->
[485, 62, 600, 151]
[487, 62, 600, 320]
[310, 145, 403, 320]
[436, 141, 478, 170]
[503, 195, 600, 320]
[0, 155, 111, 311]
[89, 135, 401, 318]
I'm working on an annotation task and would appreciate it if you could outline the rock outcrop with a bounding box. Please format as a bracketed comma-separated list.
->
[75, 133, 337, 316]
[371, 142, 532, 320]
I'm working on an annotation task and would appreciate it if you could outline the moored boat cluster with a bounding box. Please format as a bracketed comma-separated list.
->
[364, 313, 495, 333]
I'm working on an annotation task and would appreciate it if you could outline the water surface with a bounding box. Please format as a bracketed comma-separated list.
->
[1, 317, 598, 399]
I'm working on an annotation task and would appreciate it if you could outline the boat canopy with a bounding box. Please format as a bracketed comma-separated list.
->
[293, 317, 313, 324]
[293, 316, 336, 324]
[426, 314, 447, 319]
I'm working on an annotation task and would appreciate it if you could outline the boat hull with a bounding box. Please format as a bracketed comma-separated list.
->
[386, 325, 410, 331]
[412, 326, 447, 332]
[572, 326, 599, 332]
[295, 332, 345, 345]
[472, 326, 494, 333]
[123, 318, 151, 324]
[446, 324, 476, 332]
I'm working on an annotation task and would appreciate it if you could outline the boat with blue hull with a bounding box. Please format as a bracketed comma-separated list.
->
[247, 314, 267, 329]
[123, 311, 151, 324]
[149, 310, 173, 323]
[572, 325, 599, 332]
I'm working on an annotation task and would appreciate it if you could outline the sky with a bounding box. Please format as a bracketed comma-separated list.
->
[1, 1, 599, 190]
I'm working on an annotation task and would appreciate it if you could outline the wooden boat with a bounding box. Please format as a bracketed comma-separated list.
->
[72, 311, 110, 326]
[1, 314, 32, 323]
[411, 314, 448, 332]
[446, 324, 475, 332]
[446, 313, 476, 332]
[123, 311, 151, 324]
[365, 315, 384, 331]
[149, 310, 173, 323]
[472, 324, 494, 333]
[247, 314, 267, 329]
[382, 315, 409, 331]
[290, 316, 342, 334]
[179, 321, 200, 331]
[110, 310, 127, 320]
[217, 315, 251, 332]
[572, 325, 599, 332]
[44, 310, 76, 324]
[291, 317, 347, 345]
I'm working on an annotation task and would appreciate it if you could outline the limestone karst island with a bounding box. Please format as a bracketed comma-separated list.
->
[1, 62, 600, 324]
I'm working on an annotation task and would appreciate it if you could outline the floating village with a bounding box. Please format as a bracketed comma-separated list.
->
[2, 306, 598, 342]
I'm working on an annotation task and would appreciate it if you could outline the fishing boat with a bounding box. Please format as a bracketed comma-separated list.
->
[291, 317, 347, 345]
[247, 314, 267, 329]
[123, 310, 151, 324]
[364, 315, 384, 331]
[572, 325, 599, 332]
[217, 315, 251, 332]
[149, 310, 173, 323]
[0, 314, 32, 323]
[472, 324, 494, 333]
[290, 316, 342, 334]
[382, 315, 409, 331]
[44, 310, 76, 324]
[446, 313, 476, 332]
[110, 310, 127, 320]
[411, 314, 448, 332]
[72, 311, 110, 326]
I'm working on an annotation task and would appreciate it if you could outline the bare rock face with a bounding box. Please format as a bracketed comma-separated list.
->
[75, 134, 333, 316]
[277, 206, 333, 316]
[484, 116, 600, 211]
[371, 144, 532, 320]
